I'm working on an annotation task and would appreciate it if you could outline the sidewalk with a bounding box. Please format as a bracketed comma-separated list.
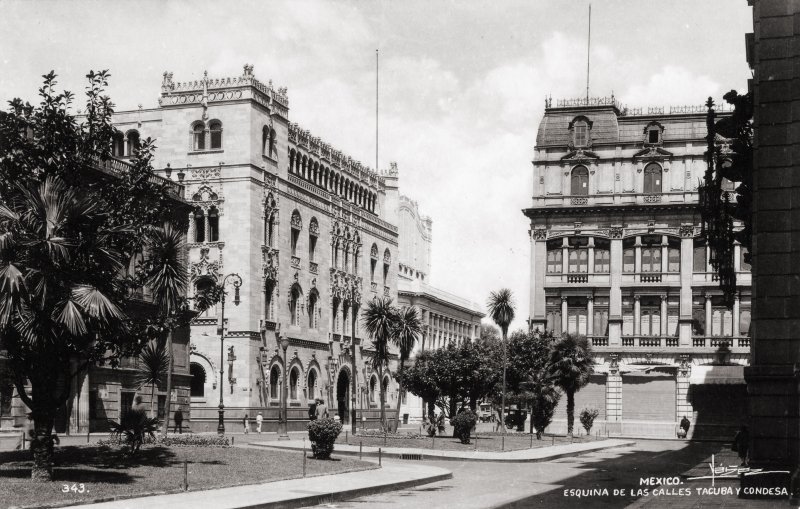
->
[69, 461, 451, 509]
[250, 438, 636, 462]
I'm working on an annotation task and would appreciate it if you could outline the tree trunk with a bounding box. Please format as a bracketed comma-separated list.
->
[392, 358, 405, 433]
[378, 366, 386, 431]
[161, 330, 174, 437]
[566, 390, 575, 436]
[500, 330, 507, 434]
[30, 411, 56, 481]
[150, 382, 156, 419]
[426, 399, 435, 421]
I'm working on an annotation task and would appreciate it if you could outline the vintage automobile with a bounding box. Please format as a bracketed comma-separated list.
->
[478, 403, 495, 422]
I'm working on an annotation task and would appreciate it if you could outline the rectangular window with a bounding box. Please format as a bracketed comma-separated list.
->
[623, 248, 635, 273]
[692, 297, 705, 336]
[648, 129, 660, 144]
[546, 309, 562, 333]
[668, 247, 680, 272]
[740, 308, 751, 336]
[157, 395, 166, 419]
[121, 392, 134, 418]
[667, 309, 679, 336]
[547, 249, 562, 274]
[568, 249, 588, 273]
[740, 247, 751, 271]
[693, 242, 707, 272]
[575, 125, 587, 147]
[593, 308, 609, 336]
[594, 249, 610, 273]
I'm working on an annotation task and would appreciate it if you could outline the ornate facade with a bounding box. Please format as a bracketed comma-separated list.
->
[110, 65, 400, 431]
[395, 192, 484, 424]
[524, 97, 750, 439]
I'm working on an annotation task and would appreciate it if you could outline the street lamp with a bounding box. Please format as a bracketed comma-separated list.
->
[217, 273, 242, 435]
[278, 331, 290, 440]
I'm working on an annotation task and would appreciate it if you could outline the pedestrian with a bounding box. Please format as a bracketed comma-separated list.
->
[678, 415, 690, 439]
[174, 408, 184, 434]
[733, 425, 749, 466]
[315, 398, 328, 420]
[309, 398, 318, 421]
[242, 413, 249, 434]
[132, 395, 148, 417]
[256, 412, 263, 434]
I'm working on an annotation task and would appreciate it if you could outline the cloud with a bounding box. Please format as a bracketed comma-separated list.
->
[622, 65, 721, 107]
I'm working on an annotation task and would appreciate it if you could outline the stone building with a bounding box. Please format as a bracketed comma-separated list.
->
[109, 66, 400, 431]
[524, 96, 751, 439]
[395, 193, 484, 424]
[743, 0, 800, 475]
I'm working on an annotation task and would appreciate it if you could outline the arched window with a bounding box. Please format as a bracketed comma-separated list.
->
[383, 249, 391, 285]
[208, 207, 219, 242]
[209, 120, 222, 149]
[262, 125, 275, 156]
[307, 370, 317, 400]
[190, 362, 206, 397]
[193, 123, 205, 151]
[643, 163, 662, 194]
[333, 239, 340, 270]
[370, 244, 378, 282]
[382, 376, 389, 403]
[290, 367, 299, 400]
[308, 290, 318, 328]
[290, 284, 302, 326]
[194, 209, 206, 242]
[570, 166, 589, 195]
[126, 130, 141, 156]
[111, 131, 125, 157]
[290, 210, 301, 257]
[309, 218, 318, 262]
[369, 376, 377, 403]
[270, 365, 280, 399]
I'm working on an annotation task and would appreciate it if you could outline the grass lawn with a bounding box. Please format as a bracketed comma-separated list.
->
[0, 444, 377, 509]
[336, 432, 604, 452]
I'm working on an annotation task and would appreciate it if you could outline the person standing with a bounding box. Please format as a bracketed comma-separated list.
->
[679, 416, 690, 439]
[255, 412, 263, 434]
[308, 399, 318, 421]
[242, 413, 250, 434]
[174, 408, 184, 434]
[733, 426, 749, 466]
[315, 399, 328, 420]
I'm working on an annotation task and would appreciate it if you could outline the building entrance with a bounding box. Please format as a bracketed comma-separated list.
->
[336, 370, 350, 424]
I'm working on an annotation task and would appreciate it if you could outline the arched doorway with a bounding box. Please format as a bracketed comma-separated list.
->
[336, 370, 350, 424]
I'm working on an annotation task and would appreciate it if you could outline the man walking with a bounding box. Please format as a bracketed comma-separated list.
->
[308, 398, 318, 421]
[256, 412, 263, 434]
[315, 398, 328, 420]
[242, 413, 250, 434]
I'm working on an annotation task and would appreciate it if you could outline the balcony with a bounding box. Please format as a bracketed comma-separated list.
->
[309, 261, 318, 274]
[370, 281, 377, 292]
[590, 336, 749, 353]
[588, 336, 608, 347]
[620, 272, 680, 285]
[531, 191, 698, 209]
[384, 286, 390, 297]
[545, 273, 610, 286]
[332, 333, 342, 342]
[640, 273, 662, 283]
[291, 256, 301, 269]
[567, 274, 588, 283]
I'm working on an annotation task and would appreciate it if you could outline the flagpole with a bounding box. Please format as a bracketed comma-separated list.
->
[376, 48, 379, 172]
[586, 3, 591, 103]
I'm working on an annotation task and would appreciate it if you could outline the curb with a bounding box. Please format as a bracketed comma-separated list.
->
[250, 439, 636, 463]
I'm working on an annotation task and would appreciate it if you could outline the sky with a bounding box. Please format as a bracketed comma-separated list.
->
[0, 0, 753, 330]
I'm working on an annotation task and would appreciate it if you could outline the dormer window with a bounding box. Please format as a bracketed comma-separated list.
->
[574, 121, 588, 147]
[648, 128, 660, 144]
[644, 121, 664, 145]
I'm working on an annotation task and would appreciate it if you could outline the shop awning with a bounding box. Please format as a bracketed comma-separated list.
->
[689, 365, 746, 385]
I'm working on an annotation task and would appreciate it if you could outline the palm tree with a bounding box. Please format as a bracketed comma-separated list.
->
[548, 333, 594, 436]
[391, 306, 422, 432]
[362, 297, 396, 431]
[143, 225, 188, 437]
[134, 341, 170, 418]
[487, 289, 515, 432]
[0, 176, 129, 480]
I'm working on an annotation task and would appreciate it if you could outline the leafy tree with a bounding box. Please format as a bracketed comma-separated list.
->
[487, 289, 515, 432]
[391, 305, 421, 432]
[0, 71, 184, 480]
[400, 349, 440, 421]
[134, 341, 170, 418]
[549, 334, 594, 436]
[361, 297, 395, 431]
[528, 376, 561, 439]
[480, 324, 501, 342]
[580, 407, 599, 436]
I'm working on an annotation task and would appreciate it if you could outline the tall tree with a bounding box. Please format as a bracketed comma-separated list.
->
[548, 333, 594, 436]
[399, 349, 440, 420]
[391, 305, 421, 432]
[487, 289, 515, 432]
[0, 71, 183, 480]
[361, 297, 396, 431]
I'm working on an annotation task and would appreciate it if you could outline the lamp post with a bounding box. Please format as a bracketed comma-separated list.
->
[217, 273, 242, 435]
[278, 332, 290, 440]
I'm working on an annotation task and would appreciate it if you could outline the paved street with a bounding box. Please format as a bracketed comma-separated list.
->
[310, 440, 786, 509]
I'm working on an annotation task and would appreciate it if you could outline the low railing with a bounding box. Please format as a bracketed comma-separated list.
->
[570, 197, 588, 205]
[588, 336, 608, 346]
[640, 273, 662, 283]
[567, 274, 588, 283]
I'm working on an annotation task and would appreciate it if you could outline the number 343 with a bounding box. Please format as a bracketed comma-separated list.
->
[62, 483, 86, 493]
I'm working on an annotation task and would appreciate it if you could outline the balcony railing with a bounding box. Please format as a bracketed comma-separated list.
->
[533, 191, 698, 209]
[570, 197, 588, 205]
[640, 273, 662, 283]
[370, 281, 378, 292]
[309, 261, 318, 274]
[332, 333, 342, 342]
[588, 336, 608, 347]
[291, 256, 301, 269]
[567, 274, 588, 283]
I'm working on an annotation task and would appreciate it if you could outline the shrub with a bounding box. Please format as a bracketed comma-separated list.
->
[452, 410, 478, 444]
[97, 433, 231, 448]
[107, 412, 159, 455]
[308, 417, 342, 459]
[424, 413, 445, 437]
[580, 408, 599, 436]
